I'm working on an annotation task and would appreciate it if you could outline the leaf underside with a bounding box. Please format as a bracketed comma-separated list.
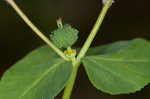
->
[82, 38, 150, 94]
[0, 46, 72, 99]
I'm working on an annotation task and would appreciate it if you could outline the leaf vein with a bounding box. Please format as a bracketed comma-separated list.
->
[18, 58, 64, 99]
[87, 58, 141, 88]
[87, 56, 150, 62]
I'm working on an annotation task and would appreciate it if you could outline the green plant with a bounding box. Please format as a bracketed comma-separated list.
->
[1, 0, 150, 99]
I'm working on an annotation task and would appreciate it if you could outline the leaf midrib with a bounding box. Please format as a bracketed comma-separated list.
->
[86, 58, 141, 89]
[18, 58, 64, 99]
[86, 56, 150, 77]
[87, 55, 150, 62]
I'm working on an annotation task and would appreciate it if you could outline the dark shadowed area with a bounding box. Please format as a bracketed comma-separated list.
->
[0, 0, 150, 99]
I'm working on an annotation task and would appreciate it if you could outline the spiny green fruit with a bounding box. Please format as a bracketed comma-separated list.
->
[50, 18, 79, 48]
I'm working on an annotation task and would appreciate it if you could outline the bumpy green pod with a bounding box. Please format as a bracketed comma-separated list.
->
[50, 23, 79, 48]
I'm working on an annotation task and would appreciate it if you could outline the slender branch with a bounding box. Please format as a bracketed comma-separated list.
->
[77, 0, 113, 61]
[6, 0, 69, 61]
[62, 61, 79, 99]
[62, 0, 113, 99]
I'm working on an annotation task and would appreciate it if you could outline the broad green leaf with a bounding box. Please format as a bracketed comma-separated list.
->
[86, 40, 132, 56]
[82, 38, 150, 94]
[0, 45, 72, 99]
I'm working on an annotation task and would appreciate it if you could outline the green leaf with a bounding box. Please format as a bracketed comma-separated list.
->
[0, 45, 72, 99]
[82, 38, 150, 94]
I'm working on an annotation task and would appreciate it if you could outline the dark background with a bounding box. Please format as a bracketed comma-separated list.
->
[0, 0, 150, 99]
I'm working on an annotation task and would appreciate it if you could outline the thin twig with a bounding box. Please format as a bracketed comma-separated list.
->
[6, 0, 69, 61]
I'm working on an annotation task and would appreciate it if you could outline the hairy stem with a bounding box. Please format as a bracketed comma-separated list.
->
[6, 0, 69, 61]
[62, 0, 113, 99]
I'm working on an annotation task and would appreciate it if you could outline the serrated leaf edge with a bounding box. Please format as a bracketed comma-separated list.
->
[82, 57, 150, 95]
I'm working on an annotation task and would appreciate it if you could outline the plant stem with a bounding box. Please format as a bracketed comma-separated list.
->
[62, 0, 113, 99]
[77, 0, 113, 61]
[62, 61, 79, 99]
[6, 0, 69, 61]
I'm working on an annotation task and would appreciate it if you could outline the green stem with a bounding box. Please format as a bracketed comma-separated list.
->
[62, 60, 80, 99]
[6, 0, 69, 61]
[62, 0, 113, 99]
[77, 0, 113, 61]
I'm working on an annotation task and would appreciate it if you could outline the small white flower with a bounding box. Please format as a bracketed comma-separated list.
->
[102, 0, 114, 5]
